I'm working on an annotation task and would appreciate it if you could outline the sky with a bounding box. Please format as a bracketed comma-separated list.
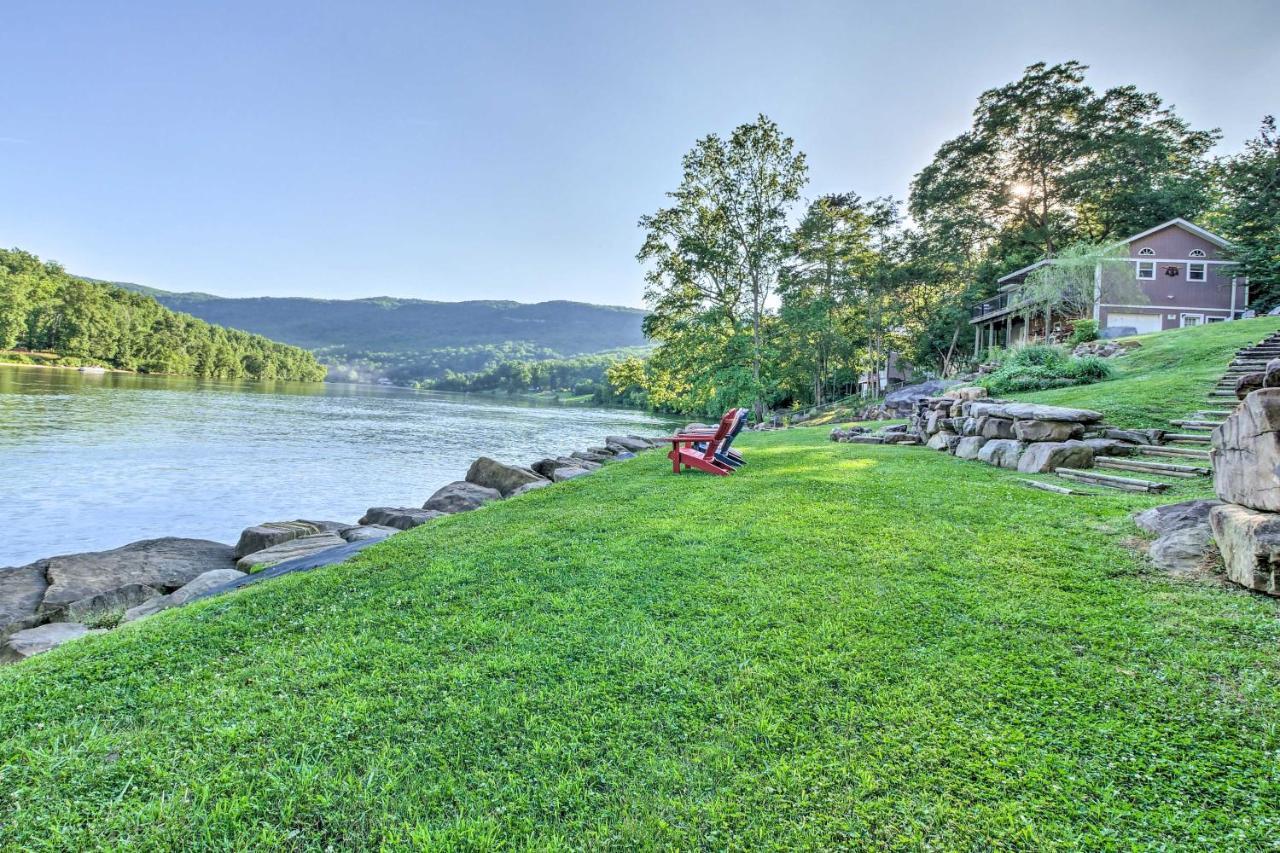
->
[2, 1, 1277, 308]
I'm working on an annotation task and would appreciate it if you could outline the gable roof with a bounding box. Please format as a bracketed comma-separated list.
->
[1118, 217, 1231, 249]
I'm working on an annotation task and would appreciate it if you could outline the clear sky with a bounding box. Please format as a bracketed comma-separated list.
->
[2, 1, 1276, 307]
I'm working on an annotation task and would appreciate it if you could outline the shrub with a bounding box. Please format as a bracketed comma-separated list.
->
[1070, 319, 1100, 346]
[977, 345, 1112, 396]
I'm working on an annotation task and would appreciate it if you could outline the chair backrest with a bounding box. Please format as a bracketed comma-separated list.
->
[697, 408, 740, 459]
[720, 408, 748, 452]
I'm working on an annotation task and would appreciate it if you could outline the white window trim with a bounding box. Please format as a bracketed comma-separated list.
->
[1137, 261, 1155, 280]
[1187, 262, 1206, 282]
[1138, 247, 1155, 256]
[1180, 313, 1205, 327]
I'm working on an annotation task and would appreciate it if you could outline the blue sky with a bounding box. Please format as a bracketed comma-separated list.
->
[2, 1, 1276, 307]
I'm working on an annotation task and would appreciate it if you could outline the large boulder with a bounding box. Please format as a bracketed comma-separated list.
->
[1016, 441, 1095, 473]
[1103, 428, 1162, 446]
[884, 380, 959, 413]
[978, 417, 1016, 440]
[233, 520, 338, 560]
[1209, 503, 1280, 596]
[571, 450, 611, 464]
[170, 569, 247, 606]
[39, 538, 235, 617]
[1211, 388, 1280, 512]
[422, 481, 502, 514]
[465, 457, 548, 497]
[1081, 438, 1139, 457]
[968, 401, 1103, 424]
[359, 507, 446, 530]
[605, 436, 651, 453]
[1134, 500, 1224, 537]
[1, 622, 97, 663]
[235, 532, 346, 572]
[1013, 419, 1084, 442]
[1236, 372, 1266, 399]
[1267, 359, 1280, 389]
[976, 439, 1026, 469]
[954, 436, 988, 460]
[925, 431, 959, 452]
[339, 525, 398, 543]
[551, 466, 593, 482]
[1, 564, 49, 638]
[942, 386, 987, 402]
[63, 584, 160, 622]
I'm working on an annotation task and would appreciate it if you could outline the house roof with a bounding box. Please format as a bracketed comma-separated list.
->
[1119, 217, 1232, 249]
[996, 258, 1051, 289]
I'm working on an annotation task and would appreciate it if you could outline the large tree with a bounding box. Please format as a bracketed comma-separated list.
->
[638, 115, 807, 419]
[1217, 116, 1280, 308]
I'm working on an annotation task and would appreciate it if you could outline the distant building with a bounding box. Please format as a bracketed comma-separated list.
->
[858, 351, 912, 396]
[970, 218, 1247, 355]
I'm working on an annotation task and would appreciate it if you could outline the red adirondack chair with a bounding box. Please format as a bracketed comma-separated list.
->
[664, 408, 740, 475]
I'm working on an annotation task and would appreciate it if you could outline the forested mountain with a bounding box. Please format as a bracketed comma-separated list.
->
[0, 249, 327, 381]
[103, 285, 651, 385]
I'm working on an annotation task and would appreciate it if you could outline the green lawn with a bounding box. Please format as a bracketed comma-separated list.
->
[1013, 316, 1280, 426]
[2, 429, 1278, 848]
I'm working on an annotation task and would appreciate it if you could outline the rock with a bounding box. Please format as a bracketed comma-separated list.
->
[234, 532, 347, 572]
[1, 564, 48, 637]
[551, 466, 593, 482]
[978, 417, 1016, 440]
[1209, 503, 1280, 596]
[588, 445, 619, 457]
[533, 457, 602, 478]
[168, 569, 247, 606]
[884, 380, 960, 414]
[465, 456, 549, 497]
[976, 439, 1026, 469]
[961, 417, 979, 437]
[63, 584, 160, 622]
[954, 436, 988, 460]
[339, 525, 398, 543]
[968, 402, 1103, 424]
[626, 434, 658, 448]
[571, 450, 611, 464]
[563, 456, 601, 470]
[942, 386, 987, 401]
[1103, 428, 1160, 446]
[1236, 372, 1266, 399]
[926, 431, 959, 451]
[1149, 527, 1216, 575]
[510, 480, 552, 497]
[234, 520, 333, 560]
[605, 436, 651, 452]
[611, 450, 636, 460]
[1080, 438, 1138, 457]
[1016, 441, 1095, 473]
[1133, 499, 1224, 537]
[1210, 388, 1280, 512]
[1, 622, 97, 663]
[421, 481, 502, 514]
[1013, 419, 1084, 442]
[39, 538, 235, 617]
[121, 595, 174, 623]
[359, 507, 446, 530]
[881, 432, 921, 445]
[1267, 359, 1280, 389]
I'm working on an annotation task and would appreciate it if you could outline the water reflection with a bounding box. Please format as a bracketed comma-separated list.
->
[0, 366, 682, 565]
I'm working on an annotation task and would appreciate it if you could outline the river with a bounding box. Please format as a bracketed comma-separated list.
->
[0, 366, 683, 566]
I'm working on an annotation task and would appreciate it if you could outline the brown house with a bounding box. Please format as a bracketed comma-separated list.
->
[970, 218, 1247, 355]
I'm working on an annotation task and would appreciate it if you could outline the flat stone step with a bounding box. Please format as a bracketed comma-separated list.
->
[1095, 457, 1209, 478]
[1170, 420, 1221, 429]
[1163, 433, 1212, 444]
[844, 435, 885, 444]
[1055, 467, 1171, 493]
[1136, 446, 1211, 459]
[1193, 410, 1235, 418]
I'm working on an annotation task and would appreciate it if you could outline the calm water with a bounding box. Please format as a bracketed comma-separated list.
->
[0, 366, 682, 566]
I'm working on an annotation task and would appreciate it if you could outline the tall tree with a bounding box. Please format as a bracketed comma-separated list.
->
[1217, 116, 1280, 307]
[638, 115, 807, 419]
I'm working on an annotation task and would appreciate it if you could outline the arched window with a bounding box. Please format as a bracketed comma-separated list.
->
[1188, 249, 1206, 258]
[1138, 247, 1155, 256]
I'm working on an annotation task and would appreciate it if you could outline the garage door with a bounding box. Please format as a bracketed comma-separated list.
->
[1105, 312, 1163, 335]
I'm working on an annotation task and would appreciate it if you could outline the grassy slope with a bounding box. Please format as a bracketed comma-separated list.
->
[1012, 317, 1280, 426]
[2, 429, 1278, 848]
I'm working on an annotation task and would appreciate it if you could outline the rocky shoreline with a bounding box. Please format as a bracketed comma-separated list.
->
[0, 434, 664, 663]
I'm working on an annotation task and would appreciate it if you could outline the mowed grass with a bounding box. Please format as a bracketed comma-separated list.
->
[2, 430, 1279, 849]
[1014, 316, 1280, 426]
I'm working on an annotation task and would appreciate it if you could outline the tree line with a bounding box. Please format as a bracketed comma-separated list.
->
[615, 61, 1280, 417]
[0, 248, 327, 381]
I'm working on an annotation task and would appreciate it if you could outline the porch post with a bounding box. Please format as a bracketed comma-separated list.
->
[974, 325, 980, 357]
[1092, 262, 1102, 322]
[1231, 276, 1238, 319]
[1044, 305, 1052, 341]
[987, 323, 994, 352]
[1005, 314, 1013, 346]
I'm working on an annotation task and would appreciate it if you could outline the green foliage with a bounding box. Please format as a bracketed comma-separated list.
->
[977, 344, 1111, 395]
[426, 348, 653, 406]
[1216, 116, 1280, 308]
[0, 430, 1276, 847]
[1069, 318, 1099, 345]
[0, 249, 326, 381]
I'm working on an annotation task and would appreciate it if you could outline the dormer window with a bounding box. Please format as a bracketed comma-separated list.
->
[1188, 249, 1206, 258]
[1138, 247, 1155, 256]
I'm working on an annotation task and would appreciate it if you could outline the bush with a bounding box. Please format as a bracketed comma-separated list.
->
[977, 345, 1112, 396]
[1070, 319, 1100, 346]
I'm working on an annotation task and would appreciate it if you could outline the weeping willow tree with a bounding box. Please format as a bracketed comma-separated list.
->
[1018, 240, 1145, 322]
